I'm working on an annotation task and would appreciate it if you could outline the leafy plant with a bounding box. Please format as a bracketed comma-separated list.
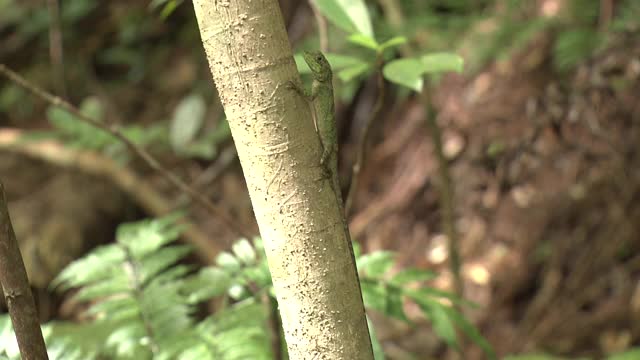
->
[0, 214, 491, 359]
[356, 248, 495, 359]
[149, 0, 184, 19]
[9, 215, 272, 359]
[31, 93, 229, 161]
[168, 93, 231, 160]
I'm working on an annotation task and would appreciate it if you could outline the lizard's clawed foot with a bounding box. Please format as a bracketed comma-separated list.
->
[314, 163, 332, 182]
[320, 163, 332, 180]
[285, 80, 299, 91]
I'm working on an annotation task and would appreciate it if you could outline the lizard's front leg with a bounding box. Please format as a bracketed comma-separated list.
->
[285, 80, 314, 101]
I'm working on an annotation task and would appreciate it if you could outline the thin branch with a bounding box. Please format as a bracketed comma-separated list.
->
[422, 91, 463, 298]
[0, 182, 49, 360]
[0, 63, 253, 240]
[599, 0, 613, 31]
[309, 0, 329, 52]
[47, 0, 67, 98]
[176, 145, 238, 207]
[0, 128, 220, 262]
[344, 57, 386, 217]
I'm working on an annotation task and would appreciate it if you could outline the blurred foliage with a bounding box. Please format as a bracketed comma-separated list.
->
[0, 215, 483, 359]
[0, 0, 230, 161]
[372, 0, 638, 72]
[2, 0, 638, 156]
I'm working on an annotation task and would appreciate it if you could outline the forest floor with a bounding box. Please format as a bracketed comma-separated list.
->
[367, 32, 640, 359]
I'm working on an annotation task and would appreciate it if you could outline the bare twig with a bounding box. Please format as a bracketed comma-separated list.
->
[47, 0, 67, 98]
[0, 182, 49, 360]
[177, 145, 238, 207]
[422, 91, 463, 298]
[344, 57, 386, 217]
[599, 0, 613, 31]
[309, 0, 329, 52]
[0, 63, 253, 240]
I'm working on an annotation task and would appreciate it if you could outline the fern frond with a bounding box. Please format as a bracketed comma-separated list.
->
[177, 299, 272, 360]
[51, 215, 196, 357]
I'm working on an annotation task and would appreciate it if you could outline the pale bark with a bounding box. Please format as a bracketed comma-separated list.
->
[192, 1, 373, 358]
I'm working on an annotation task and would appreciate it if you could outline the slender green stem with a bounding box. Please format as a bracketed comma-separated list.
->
[345, 54, 386, 217]
[422, 91, 463, 298]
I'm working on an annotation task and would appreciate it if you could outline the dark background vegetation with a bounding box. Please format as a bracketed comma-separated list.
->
[1, 0, 639, 358]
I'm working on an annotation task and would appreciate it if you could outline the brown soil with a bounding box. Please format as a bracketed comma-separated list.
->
[358, 33, 640, 358]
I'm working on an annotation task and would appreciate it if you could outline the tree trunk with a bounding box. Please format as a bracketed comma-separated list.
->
[192, 1, 373, 359]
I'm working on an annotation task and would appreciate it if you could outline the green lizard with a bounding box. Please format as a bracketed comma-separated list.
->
[287, 50, 361, 284]
[288, 51, 340, 201]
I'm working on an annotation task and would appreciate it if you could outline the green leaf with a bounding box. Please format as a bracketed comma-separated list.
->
[140, 246, 192, 283]
[407, 287, 479, 308]
[357, 251, 395, 278]
[170, 93, 206, 151]
[52, 245, 126, 290]
[117, 215, 182, 257]
[390, 268, 437, 286]
[314, 0, 373, 37]
[361, 282, 387, 312]
[74, 273, 130, 301]
[228, 284, 248, 300]
[352, 241, 362, 257]
[79, 97, 104, 120]
[216, 251, 241, 271]
[378, 36, 408, 52]
[106, 324, 146, 357]
[241, 263, 271, 286]
[337, 63, 370, 82]
[324, 53, 367, 70]
[252, 236, 266, 253]
[205, 117, 231, 144]
[87, 297, 137, 320]
[421, 52, 464, 74]
[333, 0, 373, 37]
[313, 0, 357, 34]
[385, 286, 408, 321]
[160, 0, 182, 19]
[232, 238, 256, 265]
[347, 33, 379, 50]
[0, 315, 20, 358]
[383, 58, 425, 92]
[367, 316, 385, 360]
[444, 306, 496, 360]
[415, 298, 458, 349]
[46, 99, 115, 150]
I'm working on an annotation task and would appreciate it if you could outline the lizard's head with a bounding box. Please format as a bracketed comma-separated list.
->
[302, 50, 332, 81]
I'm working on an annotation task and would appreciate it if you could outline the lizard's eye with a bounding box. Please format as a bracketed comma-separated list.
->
[316, 56, 322, 61]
